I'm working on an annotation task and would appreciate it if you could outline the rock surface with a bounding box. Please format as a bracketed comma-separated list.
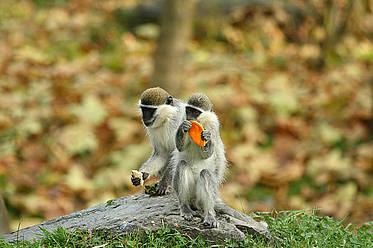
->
[2, 194, 272, 244]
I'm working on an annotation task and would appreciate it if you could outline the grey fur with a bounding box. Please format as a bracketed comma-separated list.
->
[173, 95, 227, 228]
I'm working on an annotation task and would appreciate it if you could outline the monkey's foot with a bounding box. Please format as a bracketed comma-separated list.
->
[154, 181, 169, 196]
[181, 211, 193, 221]
[144, 185, 157, 195]
[180, 205, 195, 221]
[203, 215, 219, 228]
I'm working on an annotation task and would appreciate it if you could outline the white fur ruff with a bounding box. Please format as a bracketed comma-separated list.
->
[139, 100, 185, 177]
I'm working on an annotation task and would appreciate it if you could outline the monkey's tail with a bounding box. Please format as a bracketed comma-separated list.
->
[215, 201, 278, 243]
[214, 201, 254, 223]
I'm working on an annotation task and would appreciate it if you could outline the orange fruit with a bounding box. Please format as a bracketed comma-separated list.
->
[188, 120, 206, 146]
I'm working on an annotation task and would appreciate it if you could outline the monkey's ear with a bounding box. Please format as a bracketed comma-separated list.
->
[166, 95, 173, 105]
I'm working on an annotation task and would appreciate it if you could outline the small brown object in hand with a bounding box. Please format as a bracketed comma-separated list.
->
[131, 170, 144, 186]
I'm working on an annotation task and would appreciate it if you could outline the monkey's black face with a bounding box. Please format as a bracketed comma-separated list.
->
[141, 106, 157, 127]
[186, 106, 202, 121]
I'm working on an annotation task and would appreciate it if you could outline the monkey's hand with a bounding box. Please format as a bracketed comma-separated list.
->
[181, 120, 192, 132]
[131, 171, 149, 186]
[201, 130, 211, 142]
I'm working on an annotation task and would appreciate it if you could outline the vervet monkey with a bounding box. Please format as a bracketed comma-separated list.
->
[131, 87, 185, 195]
[173, 93, 227, 228]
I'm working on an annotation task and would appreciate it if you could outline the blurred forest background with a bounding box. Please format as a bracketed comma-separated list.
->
[0, 0, 373, 232]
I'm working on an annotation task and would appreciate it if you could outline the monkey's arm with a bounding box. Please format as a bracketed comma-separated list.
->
[155, 156, 174, 195]
[176, 121, 191, 151]
[139, 151, 167, 177]
[199, 130, 214, 159]
[131, 150, 166, 186]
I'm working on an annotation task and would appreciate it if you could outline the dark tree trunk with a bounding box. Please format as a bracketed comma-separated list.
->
[0, 195, 10, 235]
[369, 72, 373, 139]
[151, 0, 195, 95]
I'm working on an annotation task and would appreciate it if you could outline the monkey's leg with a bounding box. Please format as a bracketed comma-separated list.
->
[196, 169, 219, 228]
[173, 160, 195, 221]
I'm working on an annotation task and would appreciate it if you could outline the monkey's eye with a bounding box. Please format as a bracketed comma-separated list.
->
[186, 106, 202, 119]
[166, 96, 173, 105]
[141, 106, 157, 119]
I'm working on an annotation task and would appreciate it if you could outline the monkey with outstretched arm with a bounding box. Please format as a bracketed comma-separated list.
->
[131, 87, 185, 195]
[173, 93, 227, 228]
